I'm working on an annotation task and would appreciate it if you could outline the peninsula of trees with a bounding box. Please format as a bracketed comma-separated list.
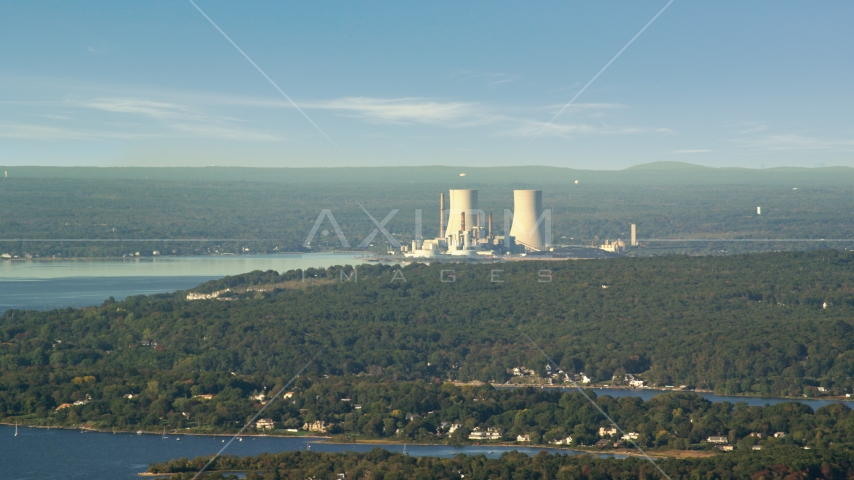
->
[2, 251, 854, 446]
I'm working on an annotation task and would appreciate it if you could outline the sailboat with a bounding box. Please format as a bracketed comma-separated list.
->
[14, 422, 18, 437]
[162, 429, 167, 439]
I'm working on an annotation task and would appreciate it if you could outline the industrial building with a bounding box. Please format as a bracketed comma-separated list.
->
[405, 187, 547, 259]
[509, 189, 546, 251]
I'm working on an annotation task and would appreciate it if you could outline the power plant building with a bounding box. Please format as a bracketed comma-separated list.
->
[404, 187, 549, 258]
[509, 190, 546, 251]
[445, 189, 479, 238]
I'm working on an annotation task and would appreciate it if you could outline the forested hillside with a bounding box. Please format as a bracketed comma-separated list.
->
[149, 446, 854, 480]
[1, 251, 854, 437]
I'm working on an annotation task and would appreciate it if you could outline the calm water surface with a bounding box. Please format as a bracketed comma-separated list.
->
[0, 254, 366, 312]
[0, 426, 601, 480]
[588, 388, 854, 410]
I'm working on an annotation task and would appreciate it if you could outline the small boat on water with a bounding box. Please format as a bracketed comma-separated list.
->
[15, 422, 18, 437]
[176, 437, 180, 441]
[162, 429, 168, 440]
[136, 430, 143, 435]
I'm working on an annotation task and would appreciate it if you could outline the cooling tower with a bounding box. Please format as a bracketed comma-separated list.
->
[510, 190, 546, 251]
[446, 189, 478, 235]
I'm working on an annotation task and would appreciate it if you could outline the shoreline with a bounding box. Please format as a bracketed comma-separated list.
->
[0, 422, 330, 440]
[3, 422, 713, 461]
[319, 438, 717, 460]
[0, 251, 369, 262]
[488, 382, 853, 403]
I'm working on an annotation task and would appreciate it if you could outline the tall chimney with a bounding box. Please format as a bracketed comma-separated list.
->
[474, 211, 480, 239]
[461, 212, 466, 232]
[439, 193, 445, 238]
[488, 212, 493, 237]
[630, 224, 637, 247]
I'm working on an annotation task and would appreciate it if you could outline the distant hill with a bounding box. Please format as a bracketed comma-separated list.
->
[624, 161, 714, 171]
[2, 162, 852, 186]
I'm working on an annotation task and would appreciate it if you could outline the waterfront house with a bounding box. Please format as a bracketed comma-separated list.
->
[468, 427, 502, 440]
[255, 418, 275, 430]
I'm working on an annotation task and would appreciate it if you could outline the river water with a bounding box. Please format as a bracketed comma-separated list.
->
[586, 388, 854, 410]
[0, 253, 367, 312]
[0, 425, 599, 480]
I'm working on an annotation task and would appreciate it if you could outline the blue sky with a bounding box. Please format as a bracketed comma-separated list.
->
[1, 1, 852, 169]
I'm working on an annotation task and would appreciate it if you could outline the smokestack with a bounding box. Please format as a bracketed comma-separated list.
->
[439, 193, 445, 238]
[488, 213, 493, 238]
[474, 211, 480, 239]
[630, 224, 637, 247]
[461, 211, 466, 232]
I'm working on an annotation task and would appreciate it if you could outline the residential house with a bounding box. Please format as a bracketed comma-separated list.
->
[303, 421, 330, 433]
[255, 418, 275, 430]
[516, 434, 531, 442]
[468, 427, 502, 440]
[707, 436, 728, 444]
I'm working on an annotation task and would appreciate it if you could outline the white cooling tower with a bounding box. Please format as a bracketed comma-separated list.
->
[446, 189, 478, 235]
[510, 189, 546, 251]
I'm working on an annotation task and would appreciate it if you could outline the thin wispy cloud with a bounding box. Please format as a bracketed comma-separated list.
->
[737, 122, 768, 134]
[306, 97, 662, 136]
[445, 70, 521, 86]
[544, 102, 625, 111]
[170, 123, 281, 141]
[0, 74, 670, 144]
[308, 97, 501, 127]
[0, 123, 150, 141]
[734, 133, 854, 152]
[1, 96, 284, 142]
[510, 120, 673, 139]
[81, 98, 212, 121]
[79, 97, 283, 141]
[669, 149, 713, 154]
